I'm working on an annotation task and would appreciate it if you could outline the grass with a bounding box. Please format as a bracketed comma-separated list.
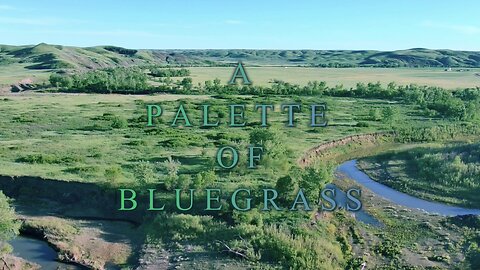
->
[188, 67, 480, 89]
[358, 143, 480, 208]
[0, 93, 440, 183]
[0, 82, 477, 268]
[0, 63, 51, 86]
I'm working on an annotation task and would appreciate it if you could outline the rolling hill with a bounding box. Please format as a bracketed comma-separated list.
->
[1, 43, 480, 71]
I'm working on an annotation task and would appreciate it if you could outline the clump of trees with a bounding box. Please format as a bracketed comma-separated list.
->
[103, 46, 138, 56]
[202, 80, 480, 121]
[149, 68, 190, 77]
[50, 67, 149, 93]
[414, 144, 480, 188]
[132, 157, 217, 190]
[394, 124, 480, 143]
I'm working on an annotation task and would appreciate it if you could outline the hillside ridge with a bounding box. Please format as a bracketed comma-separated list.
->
[1, 43, 480, 70]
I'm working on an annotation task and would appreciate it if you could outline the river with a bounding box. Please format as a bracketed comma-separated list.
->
[9, 236, 83, 269]
[325, 183, 382, 226]
[337, 160, 480, 216]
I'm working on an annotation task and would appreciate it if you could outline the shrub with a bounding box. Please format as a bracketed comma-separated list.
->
[276, 175, 298, 202]
[111, 115, 128, 129]
[0, 192, 19, 243]
[356, 121, 369, 127]
[258, 225, 345, 269]
[104, 166, 123, 184]
[133, 161, 157, 185]
[373, 239, 402, 259]
[150, 214, 216, 242]
[17, 153, 61, 164]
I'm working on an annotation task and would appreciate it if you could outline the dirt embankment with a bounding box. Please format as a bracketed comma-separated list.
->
[18, 216, 136, 270]
[298, 132, 391, 167]
[1, 255, 40, 270]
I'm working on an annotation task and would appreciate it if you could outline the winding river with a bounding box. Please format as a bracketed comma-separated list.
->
[337, 160, 480, 216]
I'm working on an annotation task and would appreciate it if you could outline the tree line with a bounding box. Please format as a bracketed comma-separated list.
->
[48, 67, 480, 121]
[149, 67, 190, 77]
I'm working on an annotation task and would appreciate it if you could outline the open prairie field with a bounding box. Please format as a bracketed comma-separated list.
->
[0, 64, 51, 87]
[189, 67, 480, 89]
[0, 93, 409, 181]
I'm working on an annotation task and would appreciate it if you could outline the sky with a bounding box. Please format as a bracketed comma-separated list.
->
[0, 0, 479, 50]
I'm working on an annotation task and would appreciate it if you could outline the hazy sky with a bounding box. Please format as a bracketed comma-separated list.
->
[0, 0, 479, 50]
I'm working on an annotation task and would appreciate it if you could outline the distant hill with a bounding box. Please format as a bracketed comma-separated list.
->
[0, 43, 206, 70]
[1, 43, 480, 70]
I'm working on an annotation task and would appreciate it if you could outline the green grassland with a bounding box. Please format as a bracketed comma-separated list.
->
[3, 64, 479, 93]
[0, 90, 477, 268]
[0, 94, 421, 182]
[1, 43, 480, 269]
[189, 66, 480, 89]
[0, 63, 51, 86]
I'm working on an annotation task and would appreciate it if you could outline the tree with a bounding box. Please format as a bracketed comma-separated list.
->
[276, 175, 298, 202]
[176, 174, 192, 190]
[382, 107, 398, 125]
[133, 161, 157, 185]
[180, 77, 193, 91]
[49, 73, 73, 89]
[0, 192, 19, 255]
[249, 128, 279, 151]
[300, 164, 332, 201]
[161, 157, 181, 190]
[368, 108, 381, 121]
[163, 156, 181, 177]
[193, 170, 217, 188]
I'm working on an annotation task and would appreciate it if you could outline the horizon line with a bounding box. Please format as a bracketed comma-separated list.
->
[2, 43, 480, 52]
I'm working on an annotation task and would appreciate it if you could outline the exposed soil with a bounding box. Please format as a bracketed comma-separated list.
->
[1, 254, 40, 270]
[298, 132, 391, 167]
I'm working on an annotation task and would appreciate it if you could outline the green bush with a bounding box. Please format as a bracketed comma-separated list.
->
[193, 170, 217, 188]
[356, 121, 369, 127]
[0, 192, 19, 245]
[150, 214, 216, 242]
[111, 115, 128, 129]
[104, 166, 123, 184]
[133, 161, 157, 185]
[17, 153, 62, 164]
[258, 225, 345, 269]
[373, 239, 402, 259]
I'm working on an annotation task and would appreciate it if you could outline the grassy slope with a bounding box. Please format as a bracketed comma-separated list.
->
[1, 44, 480, 72]
[1, 43, 479, 91]
[1, 43, 480, 90]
